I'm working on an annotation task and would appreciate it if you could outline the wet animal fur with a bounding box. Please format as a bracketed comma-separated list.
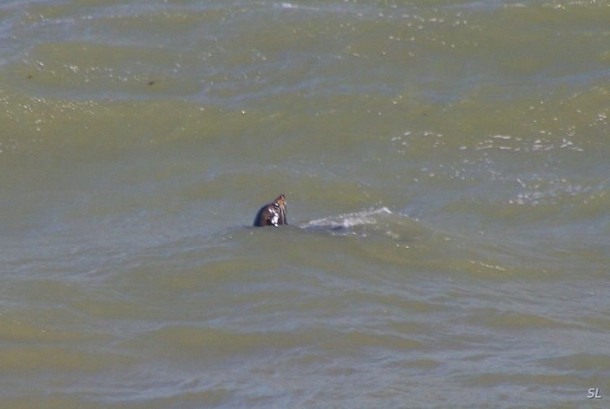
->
[253, 194, 287, 227]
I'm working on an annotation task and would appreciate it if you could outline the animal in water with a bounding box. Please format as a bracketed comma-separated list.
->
[253, 194, 287, 227]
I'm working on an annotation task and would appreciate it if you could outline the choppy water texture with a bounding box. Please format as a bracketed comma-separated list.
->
[1, 1, 609, 408]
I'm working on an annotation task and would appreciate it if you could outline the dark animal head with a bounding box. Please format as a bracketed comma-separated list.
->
[253, 194, 287, 227]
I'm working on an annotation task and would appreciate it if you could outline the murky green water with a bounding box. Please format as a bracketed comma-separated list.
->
[1, 1, 609, 408]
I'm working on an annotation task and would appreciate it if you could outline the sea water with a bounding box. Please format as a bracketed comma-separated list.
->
[1, 1, 609, 408]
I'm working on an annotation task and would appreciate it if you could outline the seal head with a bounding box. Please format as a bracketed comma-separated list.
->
[253, 194, 287, 227]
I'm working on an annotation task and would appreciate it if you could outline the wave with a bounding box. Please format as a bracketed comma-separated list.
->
[301, 207, 392, 229]
[298, 207, 422, 241]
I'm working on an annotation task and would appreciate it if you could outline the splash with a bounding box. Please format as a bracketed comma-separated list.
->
[299, 207, 394, 232]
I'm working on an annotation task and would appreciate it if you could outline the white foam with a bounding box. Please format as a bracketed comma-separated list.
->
[301, 207, 393, 229]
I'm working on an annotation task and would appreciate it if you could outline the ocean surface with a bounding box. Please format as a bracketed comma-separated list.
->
[1, 1, 609, 408]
